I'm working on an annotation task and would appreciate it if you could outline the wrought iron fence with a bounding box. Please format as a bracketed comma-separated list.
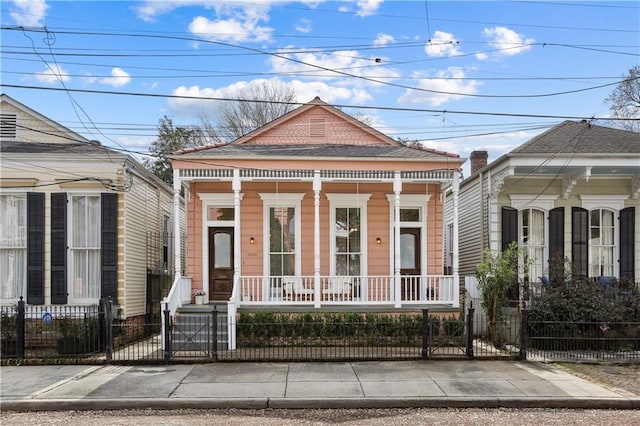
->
[2, 300, 638, 364]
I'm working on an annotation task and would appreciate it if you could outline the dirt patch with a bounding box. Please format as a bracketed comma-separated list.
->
[558, 362, 640, 396]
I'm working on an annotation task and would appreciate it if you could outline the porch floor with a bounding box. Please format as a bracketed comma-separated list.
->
[181, 302, 460, 314]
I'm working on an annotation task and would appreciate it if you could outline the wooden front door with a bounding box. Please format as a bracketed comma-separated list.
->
[208, 227, 234, 301]
[400, 228, 421, 301]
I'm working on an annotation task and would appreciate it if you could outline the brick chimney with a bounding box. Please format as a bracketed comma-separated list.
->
[470, 150, 488, 175]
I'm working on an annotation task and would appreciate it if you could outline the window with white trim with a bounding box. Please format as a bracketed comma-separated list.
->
[269, 206, 296, 276]
[69, 195, 101, 301]
[589, 209, 615, 277]
[335, 207, 361, 276]
[520, 208, 545, 283]
[0, 194, 26, 299]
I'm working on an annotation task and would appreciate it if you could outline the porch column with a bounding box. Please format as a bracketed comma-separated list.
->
[172, 171, 182, 279]
[232, 169, 242, 290]
[313, 171, 321, 308]
[452, 171, 460, 308]
[393, 171, 402, 308]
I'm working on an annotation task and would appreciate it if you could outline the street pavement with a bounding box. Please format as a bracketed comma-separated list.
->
[1, 360, 639, 411]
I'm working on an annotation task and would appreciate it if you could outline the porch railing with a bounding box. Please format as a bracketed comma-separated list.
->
[237, 275, 459, 307]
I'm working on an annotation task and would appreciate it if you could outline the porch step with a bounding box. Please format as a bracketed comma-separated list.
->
[172, 306, 228, 352]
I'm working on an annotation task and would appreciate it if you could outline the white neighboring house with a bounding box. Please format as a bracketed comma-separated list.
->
[0, 94, 182, 323]
[447, 120, 639, 303]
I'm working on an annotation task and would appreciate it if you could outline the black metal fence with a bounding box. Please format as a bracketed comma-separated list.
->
[1, 300, 638, 364]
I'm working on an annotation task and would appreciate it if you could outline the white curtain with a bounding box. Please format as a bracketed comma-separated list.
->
[71, 195, 101, 300]
[0, 194, 26, 299]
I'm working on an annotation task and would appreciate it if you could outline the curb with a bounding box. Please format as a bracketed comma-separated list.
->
[3, 397, 640, 412]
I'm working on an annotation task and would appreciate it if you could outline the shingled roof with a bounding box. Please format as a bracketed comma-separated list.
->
[174, 142, 459, 160]
[512, 121, 639, 155]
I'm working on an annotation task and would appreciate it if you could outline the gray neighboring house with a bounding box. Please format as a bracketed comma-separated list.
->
[0, 94, 182, 324]
[447, 120, 639, 300]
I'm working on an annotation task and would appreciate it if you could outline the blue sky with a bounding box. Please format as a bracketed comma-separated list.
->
[1, 1, 638, 176]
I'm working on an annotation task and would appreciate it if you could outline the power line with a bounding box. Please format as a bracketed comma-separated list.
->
[5, 83, 639, 122]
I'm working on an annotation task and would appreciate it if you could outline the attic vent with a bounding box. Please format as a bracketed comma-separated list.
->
[1, 113, 17, 139]
[310, 117, 326, 139]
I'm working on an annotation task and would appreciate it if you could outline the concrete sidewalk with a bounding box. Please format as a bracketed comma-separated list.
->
[1, 360, 639, 411]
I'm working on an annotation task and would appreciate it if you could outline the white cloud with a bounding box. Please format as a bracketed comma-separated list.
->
[167, 78, 373, 117]
[477, 26, 534, 60]
[269, 47, 400, 85]
[397, 67, 481, 107]
[355, 0, 383, 17]
[294, 18, 312, 33]
[373, 33, 394, 47]
[188, 11, 273, 43]
[425, 31, 462, 57]
[10, 0, 49, 26]
[100, 67, 131, 87]
[34, 64, 70, 84]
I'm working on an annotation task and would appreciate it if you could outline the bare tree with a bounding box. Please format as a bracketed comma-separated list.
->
[605, 65, 640, 132]
[217, 79, 297, 140]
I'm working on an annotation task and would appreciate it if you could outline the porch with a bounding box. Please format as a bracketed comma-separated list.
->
[236, 274, 459, 308]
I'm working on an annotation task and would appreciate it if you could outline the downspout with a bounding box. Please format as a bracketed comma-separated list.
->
[452, 171, 460, 308]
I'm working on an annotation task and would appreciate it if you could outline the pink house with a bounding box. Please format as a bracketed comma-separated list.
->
[167, 98, 464, 328]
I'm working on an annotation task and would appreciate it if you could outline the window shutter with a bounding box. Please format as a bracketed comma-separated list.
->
[501, 207, 518, 251]
[548, 207, 564, 265]
[571, 207, 588, 280]
[101, 193, 118, 302]
[620, 207, 635, 281]
[26, 193, 45, 305]
[51, 193, 67, 304]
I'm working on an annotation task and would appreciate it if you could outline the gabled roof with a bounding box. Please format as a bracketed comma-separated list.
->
[174, 97, 460, 161]
[512, 120, 640, 154]
[1, 93, 91, 144]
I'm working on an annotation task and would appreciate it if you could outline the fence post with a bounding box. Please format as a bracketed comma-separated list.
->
[211, 307, 218, 362]
[16, 297, 25, 359]
[163, 304, 171, 364]
[466, 302, 474, 359]
[421, 309, 430, 360]
[105, 297, 113, 363]
[520, 307, 528, 360]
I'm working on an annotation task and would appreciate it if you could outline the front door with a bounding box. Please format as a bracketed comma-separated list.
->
[400, 228, 421, 301]
[209, 227, 234, 301]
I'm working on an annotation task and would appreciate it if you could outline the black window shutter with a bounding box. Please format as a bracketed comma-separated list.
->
[619, 207, 635, 281]
[51, 193, 67, 304]
[26, 193, 45, 305]
[548, 207, 564, 264]
[501, 207, 518, 251]
[101, 193, 118, 302]
[571, 207, 588, 280]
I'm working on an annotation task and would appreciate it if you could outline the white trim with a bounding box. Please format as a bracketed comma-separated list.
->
[580, 195, 629, 211]
[509, 194, 558, 211]
[259, 193, 304, 280]
[326, 194, 371, 288]
[384, 193, 432, 277]
[199, 192, 244, 297]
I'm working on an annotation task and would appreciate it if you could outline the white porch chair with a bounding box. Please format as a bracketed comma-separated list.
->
[322, 277, 352, 301]
[283, 277, 314, 301]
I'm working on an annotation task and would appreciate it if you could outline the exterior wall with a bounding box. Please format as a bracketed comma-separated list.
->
[242, 107, 391, 146]
[1, 101, 86, 145]
[122, 176, 174, 318]
[454, 174, 485, 280]
[186, 180, 445, 289]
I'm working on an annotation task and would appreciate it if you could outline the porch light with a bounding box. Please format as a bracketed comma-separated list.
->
[376, 237, 382, 245]
[249, 236, 255, 245]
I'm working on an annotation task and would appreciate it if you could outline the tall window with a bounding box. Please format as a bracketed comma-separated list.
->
[269, 207, 296, 276]
[520, 209, 545, 283]
[335, 207, 361, 276]
[70, 195, 101, 300]
[0, 194, 26, 299]
[590, 209, 615, 277]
